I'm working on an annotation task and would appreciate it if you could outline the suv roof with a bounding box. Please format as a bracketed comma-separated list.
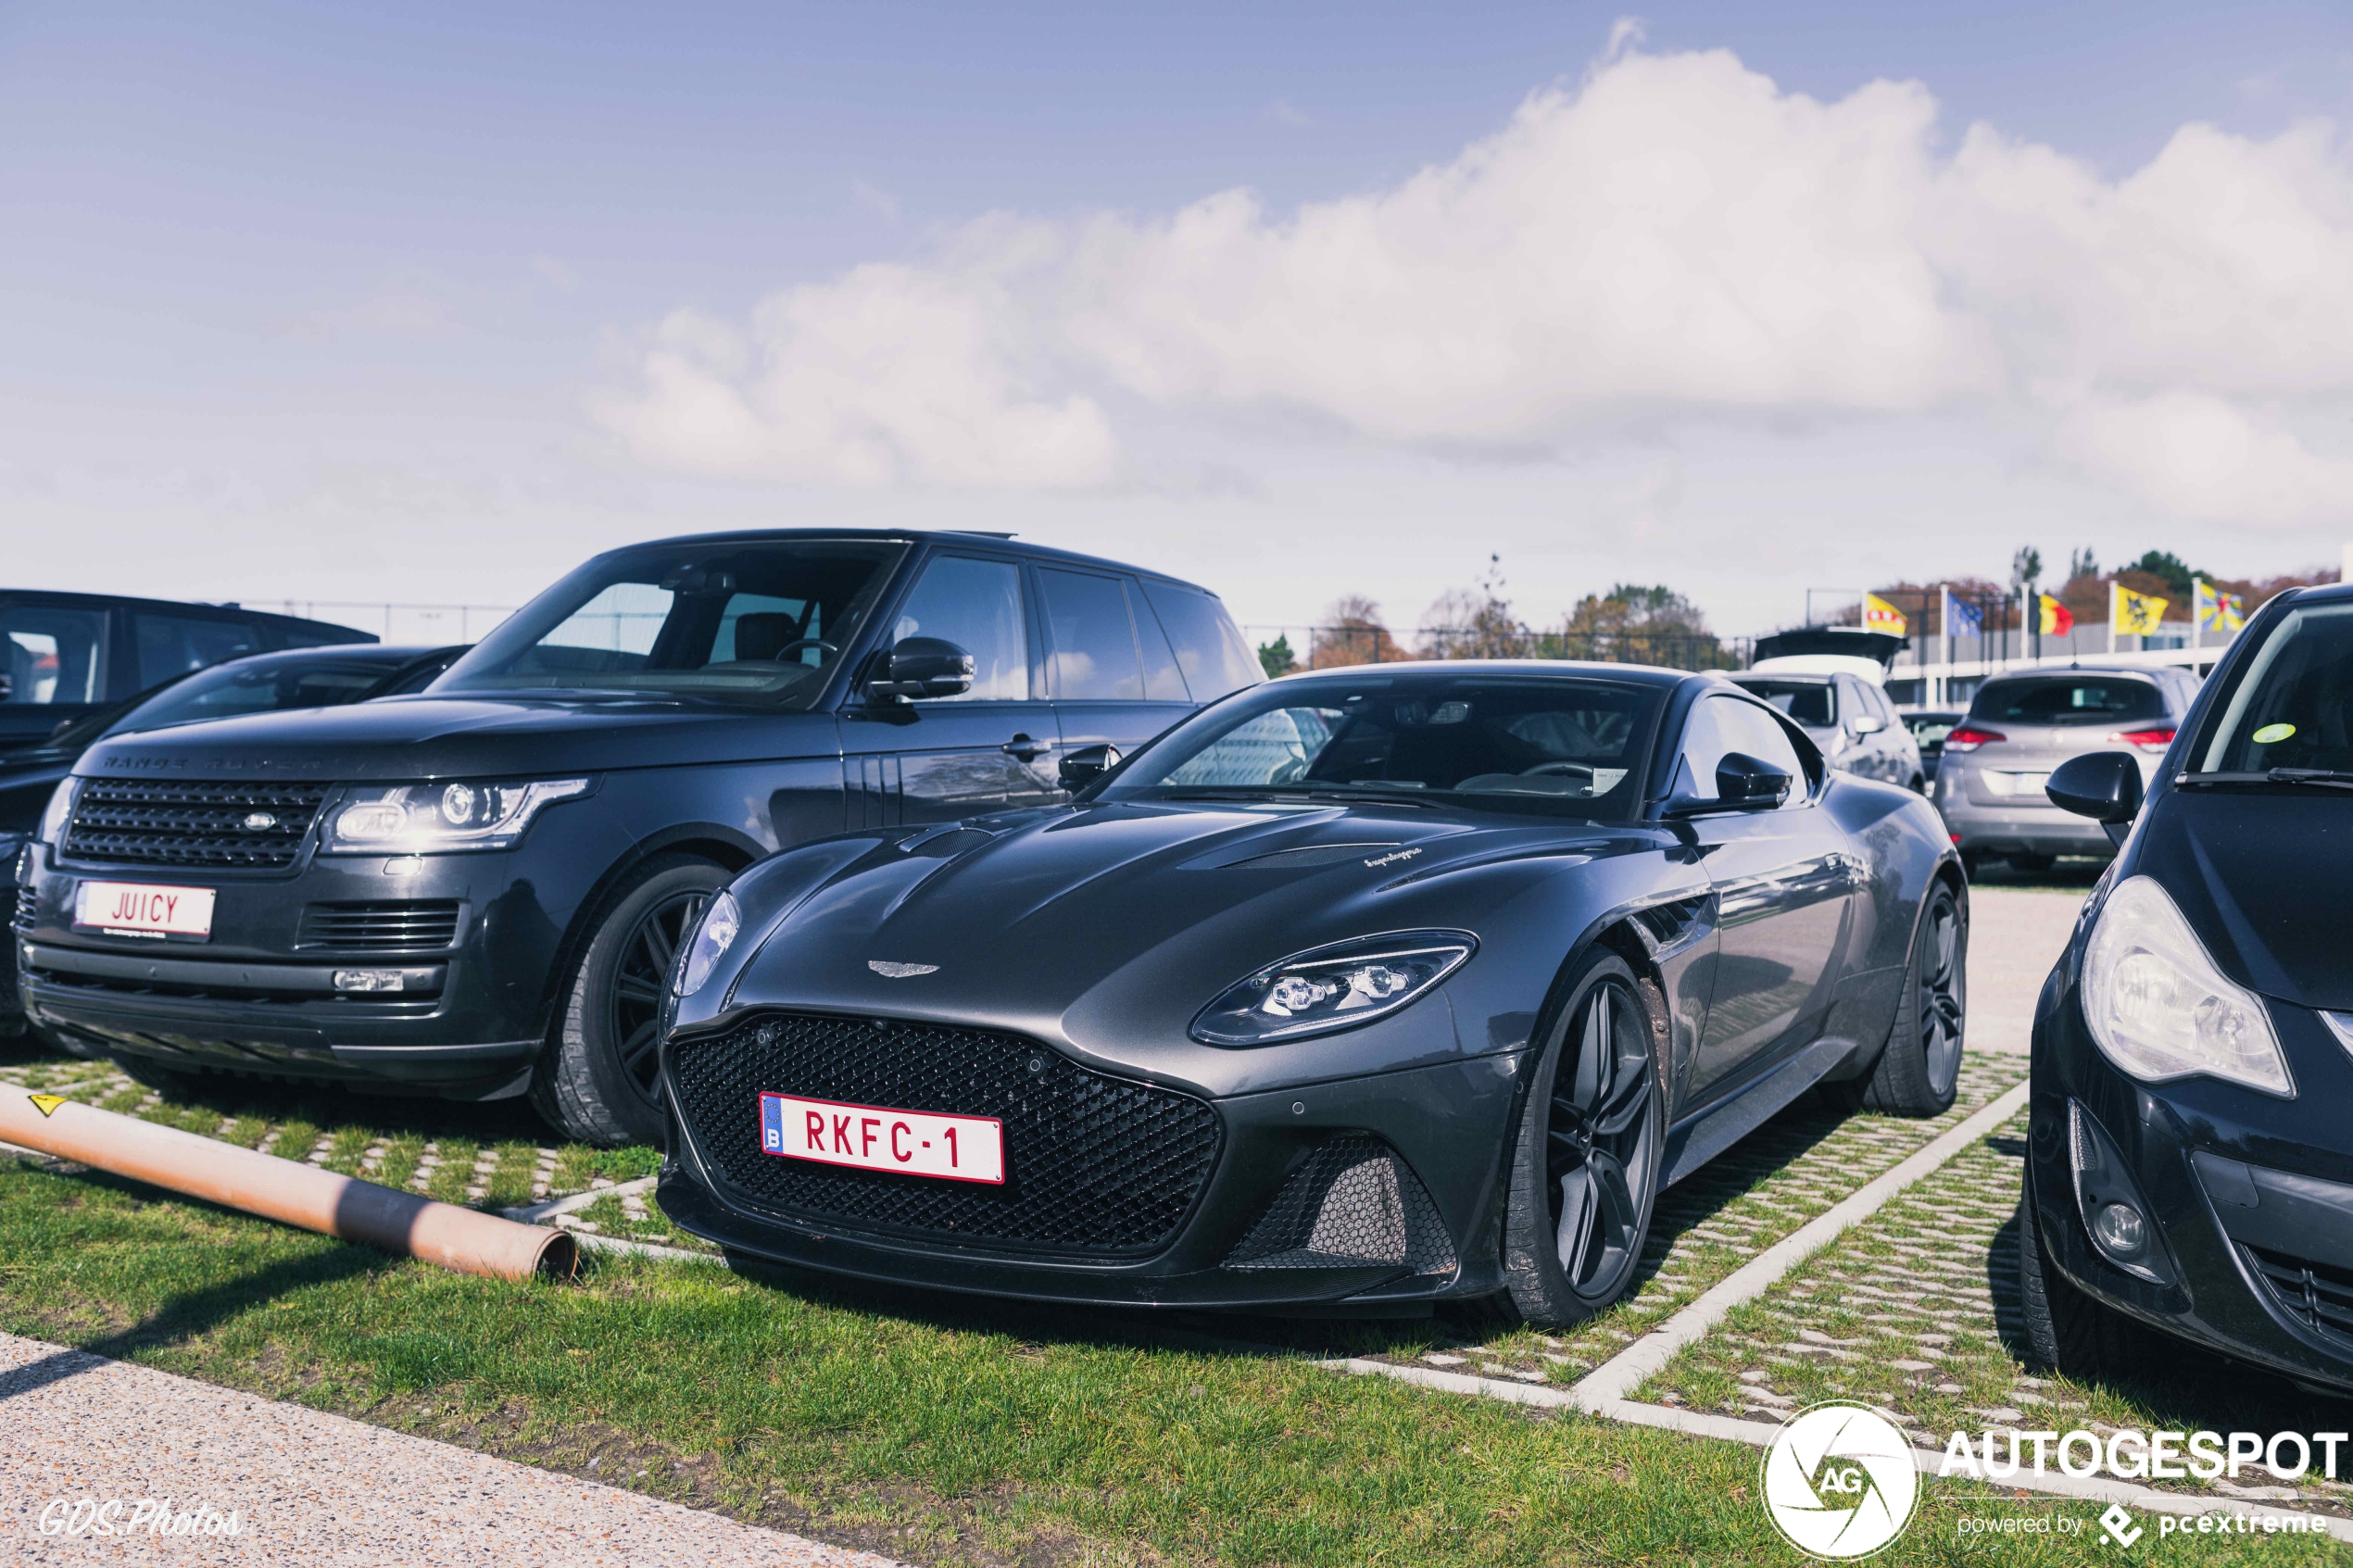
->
[594, 528, 1230, 601]
[1, 588, 375, 642]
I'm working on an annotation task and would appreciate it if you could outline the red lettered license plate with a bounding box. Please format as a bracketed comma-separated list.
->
[72, 881, 217, 940]
[758, 1092, 1004, 1185]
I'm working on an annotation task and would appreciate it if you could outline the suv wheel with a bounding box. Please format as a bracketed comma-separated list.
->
[531, 855, 730, 1148]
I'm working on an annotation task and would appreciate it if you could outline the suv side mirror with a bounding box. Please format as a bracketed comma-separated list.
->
[865, 637, 975, 702]
[1850, 714, 1886, 735]
[1059, 743, 1120, 791]
[1667, 751, 1791, 815]
[2046, 751, 2143, 840]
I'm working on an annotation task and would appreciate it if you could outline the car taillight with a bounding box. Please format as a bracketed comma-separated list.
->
[2108, 727, 2175, 753]
[1943, 726, 2005, 752]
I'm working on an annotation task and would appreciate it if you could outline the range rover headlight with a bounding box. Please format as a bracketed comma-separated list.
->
[323, 778, 592, 854]
[1190, 931, 1475, 1047]
[38, 778, 76, 847]
[2082, 875, 2291, 1097]
[674, 890, 741, 998]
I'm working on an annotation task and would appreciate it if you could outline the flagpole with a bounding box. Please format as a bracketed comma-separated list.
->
[2108, 581, 2119, 658]
[2193, 579, 2205, 657]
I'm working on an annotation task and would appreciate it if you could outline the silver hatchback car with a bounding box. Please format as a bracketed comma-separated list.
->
[1934, 666, 2200, 871]
[1728, 671, 1925, 790]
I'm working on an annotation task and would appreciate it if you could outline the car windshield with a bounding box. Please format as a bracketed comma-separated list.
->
[1101, 673, 1666, 820]
[435, 540, 904, 703]
[1734, 679, 1834, 727]
[1907, 713, 1959, 746]
[1969, 676, 2163, 727]
[101, 656, 401, 736]
[2196, 601, 2353, 773]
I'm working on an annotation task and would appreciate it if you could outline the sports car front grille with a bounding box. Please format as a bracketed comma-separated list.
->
[63, 780, 329, 870]
[671, 1011, 1223, 1257]
[2244, 1243, 2353, 1348]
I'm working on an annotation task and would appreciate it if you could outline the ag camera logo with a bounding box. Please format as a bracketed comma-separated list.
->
[1762, 1401, 1920, 1560]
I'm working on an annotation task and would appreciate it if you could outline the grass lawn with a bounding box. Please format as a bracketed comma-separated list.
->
[2, 1153, 2340, 1567]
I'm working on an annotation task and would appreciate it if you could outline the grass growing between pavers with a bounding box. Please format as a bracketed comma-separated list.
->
[4, 1160, 2336, 1566]
[1310, 1055, 2027, 1387]
[1639, 1115, 2353, 1518]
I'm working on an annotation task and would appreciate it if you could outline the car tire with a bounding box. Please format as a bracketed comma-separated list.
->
[1840, 881, 1965, 1118]
[2018, 1173, 2145, 1380]
[1497, 949, 1668, 1329]
[531, 855, 730, 1148]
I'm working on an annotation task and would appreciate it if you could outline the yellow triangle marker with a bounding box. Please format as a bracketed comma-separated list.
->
[27, 1094, 67, 1118]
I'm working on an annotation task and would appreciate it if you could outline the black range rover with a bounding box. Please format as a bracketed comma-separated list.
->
[13, 530, 1260, 1145]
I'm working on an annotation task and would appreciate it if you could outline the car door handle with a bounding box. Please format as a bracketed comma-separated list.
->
[1001, 734, 1051, 760]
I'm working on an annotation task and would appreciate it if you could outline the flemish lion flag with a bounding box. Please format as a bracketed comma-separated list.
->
[2037, 594, 2074, 635]
[1862, 593, 1907, 637]
[2113, 583, 2170, 636]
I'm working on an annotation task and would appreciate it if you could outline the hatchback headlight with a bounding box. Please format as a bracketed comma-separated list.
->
[2082, 875, 2291, 1097]
[323, 778, 591, 854]
[1190, 931, 1475, 1047]
[674, 891, 741, 998]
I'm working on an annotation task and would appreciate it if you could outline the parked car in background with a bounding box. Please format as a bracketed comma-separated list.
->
[3, 646, 464, 1041]
[1932, 666, 2203, 873]
[13, 531, 1259, 1147]
[2, 590, 374, 761]
[1729, 671, 1924, 791]
[2020, 583, 2353, 1395]
[1905, 710, 1965, 783]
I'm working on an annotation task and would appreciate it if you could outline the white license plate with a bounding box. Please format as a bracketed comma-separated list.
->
[72, 881, 216, 940]
[1989, 771, 2052, 797]
[759, 1092, 1004, 1185]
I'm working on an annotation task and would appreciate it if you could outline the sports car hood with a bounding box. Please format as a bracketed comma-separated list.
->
[72, 695, 841, 782]
[700, 800, 1645, 1091]
[2137, 791, 2353, 1012]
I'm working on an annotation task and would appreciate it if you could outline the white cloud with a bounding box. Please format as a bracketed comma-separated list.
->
[598, 44, 2353, 531]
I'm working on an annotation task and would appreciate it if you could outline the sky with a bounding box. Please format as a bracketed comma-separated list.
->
[5, 1, 2353, 646]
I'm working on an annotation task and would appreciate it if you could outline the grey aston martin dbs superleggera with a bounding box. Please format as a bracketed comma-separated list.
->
[656, 661, 1967, 1324]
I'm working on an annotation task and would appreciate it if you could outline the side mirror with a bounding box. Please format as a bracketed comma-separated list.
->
[865, 637, 974, 702]
[1667, 751, 1791, 815]
[0, 672, 11, 702]
[1059, 743, 1120, 791]
[1850, 715, 1887, 735]
[2047, 751, 2143, 841]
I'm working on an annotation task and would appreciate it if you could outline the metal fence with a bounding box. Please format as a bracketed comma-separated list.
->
[270, 601, 517, 644]
[1245, 625, 1748, 673]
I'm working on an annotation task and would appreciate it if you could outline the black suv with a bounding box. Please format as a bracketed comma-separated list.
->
[13, 531, 1259, 1145]
[2, 590, 373, 760]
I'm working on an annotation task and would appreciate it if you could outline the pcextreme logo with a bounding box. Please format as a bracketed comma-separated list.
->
[1762, 1402, 1922, 1560]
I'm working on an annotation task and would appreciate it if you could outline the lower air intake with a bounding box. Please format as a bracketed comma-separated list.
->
[1222, 1135, 1456, 1275]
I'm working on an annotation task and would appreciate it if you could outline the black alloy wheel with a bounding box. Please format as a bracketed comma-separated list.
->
[532, 855, 732, 1148]
[1500, 950, 1667, 1326]
[1836, 880, 1966, 1117]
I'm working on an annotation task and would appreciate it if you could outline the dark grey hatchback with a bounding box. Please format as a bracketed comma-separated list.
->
[14, 531, 1258, 1145]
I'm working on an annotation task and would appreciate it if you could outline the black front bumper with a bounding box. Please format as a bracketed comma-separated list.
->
[662, 1047, 1532, 1311]
[11, 837, 594, 1096]
[2030, 965, 2353, 1392]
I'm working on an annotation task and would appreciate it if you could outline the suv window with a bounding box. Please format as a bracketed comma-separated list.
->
[1970, 675, 2163, 726]
[1679, 694, 1807, 808]
[1139, 581, 1260, 701]
[1735, 678, 1835, 728]
[888, 556, 1028, 701]
[135, 612, 264, 687]
[3, 604, 110, 706]
[1038, 568, 1143, 700]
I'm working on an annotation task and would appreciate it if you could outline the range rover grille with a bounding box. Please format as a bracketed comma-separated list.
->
[672, 1011, 1222, 1257]
[296, 900, 463, 952]
[63, 780, 330, 871]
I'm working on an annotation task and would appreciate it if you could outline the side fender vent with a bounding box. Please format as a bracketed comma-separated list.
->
[1632, 895, 1710, 952]
[1222, 1135, 1456, 1275]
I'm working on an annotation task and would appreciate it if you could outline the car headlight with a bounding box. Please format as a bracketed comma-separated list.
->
[1190, 931, 1475, 1047]
[322, 778, 592, 854]
[674, 890, 741, 998]
[38, 779, 76, 847]
[2082, 875, 2291, 1097]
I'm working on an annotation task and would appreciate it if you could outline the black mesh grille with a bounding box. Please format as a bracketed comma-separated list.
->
[672, 1012, 1222, 1257]
[2244, 1244, 2353, 1346]
[297, 900, 462, 951]
[1222, 1134, 1457, 1274]
[64, 780, 329, 870]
